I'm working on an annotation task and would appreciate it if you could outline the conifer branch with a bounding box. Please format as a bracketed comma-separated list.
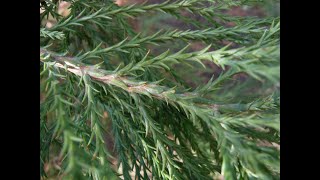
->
[40, 0, 280, 179]
[46, 0, 262, 33]
[40, 44, 278, 115]
[41, 47, 279, 179]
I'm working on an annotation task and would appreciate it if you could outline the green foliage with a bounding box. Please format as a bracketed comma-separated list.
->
[40, 0, 280, 179]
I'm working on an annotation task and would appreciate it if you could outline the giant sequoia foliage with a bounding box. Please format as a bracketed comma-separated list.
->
[40, 0, 280, 179]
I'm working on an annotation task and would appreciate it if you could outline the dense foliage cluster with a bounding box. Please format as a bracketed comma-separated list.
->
[40, 0, 280, 179]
